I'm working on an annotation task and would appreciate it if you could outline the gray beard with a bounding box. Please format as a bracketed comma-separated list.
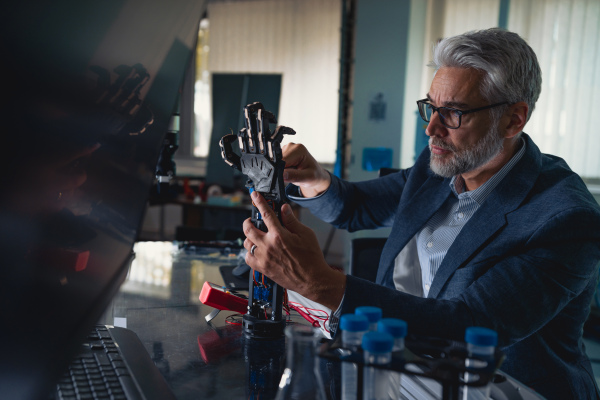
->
[429, 126, 504, 178]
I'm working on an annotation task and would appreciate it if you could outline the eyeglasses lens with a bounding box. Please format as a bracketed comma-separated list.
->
[419, 102, 432, 122]
[439, 108, 460, 128]
[418, 101, 460, 129]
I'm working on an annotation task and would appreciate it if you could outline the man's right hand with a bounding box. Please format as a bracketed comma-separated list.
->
[281, 143, 331, 198]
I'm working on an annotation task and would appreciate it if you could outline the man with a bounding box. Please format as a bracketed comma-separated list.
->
[242, 28, 600, 398]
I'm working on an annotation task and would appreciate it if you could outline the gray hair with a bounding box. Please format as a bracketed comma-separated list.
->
[430, 28, 542, 123]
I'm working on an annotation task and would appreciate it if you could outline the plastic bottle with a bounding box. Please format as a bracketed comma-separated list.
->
[377, 318, 407, 351]
[340, 314, 369, 400]
[462, 327, 498, 400]
[355, 306, 382, 331]
[275, 324, 327, 400]
[376, 318, 407, 399]
[362, 331, 394, 400]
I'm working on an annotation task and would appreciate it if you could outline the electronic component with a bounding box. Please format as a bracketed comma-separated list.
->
[199, 281, 248, 314]
[219, 102, 295, 339]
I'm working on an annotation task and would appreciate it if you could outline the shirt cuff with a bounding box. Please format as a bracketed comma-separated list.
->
[327, 292, 345, 337]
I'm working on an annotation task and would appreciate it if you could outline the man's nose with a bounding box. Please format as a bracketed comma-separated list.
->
[425, 110, 448, 137]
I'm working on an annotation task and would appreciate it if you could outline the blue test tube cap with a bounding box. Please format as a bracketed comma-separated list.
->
[355, 306, 382, 324]
[340, 314, 369, 332]
[465, 327, 498, 347]
[377, 318, 407, 338]
[362, 331, 394, 354]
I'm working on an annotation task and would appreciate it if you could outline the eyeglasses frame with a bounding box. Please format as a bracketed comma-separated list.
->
[416, 98, 509, 129]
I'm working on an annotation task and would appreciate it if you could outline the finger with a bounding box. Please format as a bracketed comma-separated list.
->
[281, 143, 311, 171]
[250, 191, 283, 232]
[281, 203, 304, 234]
[243, 217, 266, 247]
[244, 239, 258, 261]
[244, 239, 257, 265]
[283, 167, 316, 184]
[281, 142, 300, 164]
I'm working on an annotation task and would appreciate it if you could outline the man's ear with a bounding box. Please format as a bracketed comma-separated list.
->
[504, 101, 529, 139]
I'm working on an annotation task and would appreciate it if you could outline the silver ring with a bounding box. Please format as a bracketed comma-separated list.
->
[250, 244, 257, 256]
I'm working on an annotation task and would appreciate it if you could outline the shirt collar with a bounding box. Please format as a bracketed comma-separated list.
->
[449, 138, 526, 205]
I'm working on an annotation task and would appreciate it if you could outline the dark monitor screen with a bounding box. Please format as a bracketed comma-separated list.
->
[0, 1, 205, 398]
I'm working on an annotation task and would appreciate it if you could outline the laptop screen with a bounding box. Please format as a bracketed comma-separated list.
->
[0, 0, 205, 397]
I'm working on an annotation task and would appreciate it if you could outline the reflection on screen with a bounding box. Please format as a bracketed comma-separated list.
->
[0, 0, 205, 397]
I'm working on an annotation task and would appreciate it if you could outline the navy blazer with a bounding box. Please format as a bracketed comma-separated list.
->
[290, 134, 600, 399]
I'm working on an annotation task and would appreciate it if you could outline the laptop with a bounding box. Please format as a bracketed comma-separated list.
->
[0, 0, 205, 398]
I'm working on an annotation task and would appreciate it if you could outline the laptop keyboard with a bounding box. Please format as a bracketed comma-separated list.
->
[52, 325, 175, 400]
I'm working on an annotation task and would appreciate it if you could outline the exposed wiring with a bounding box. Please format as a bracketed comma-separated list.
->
[288, 301, 331, 333]
[225, 314, 243, 325]
[282, 289, 290, 315]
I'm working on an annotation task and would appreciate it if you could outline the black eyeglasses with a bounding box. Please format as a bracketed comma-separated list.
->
[416, 98, 508, 129]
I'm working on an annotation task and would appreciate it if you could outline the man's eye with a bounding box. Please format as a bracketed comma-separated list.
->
[441, 108, 460, 118]
[439, 108, 452, 118]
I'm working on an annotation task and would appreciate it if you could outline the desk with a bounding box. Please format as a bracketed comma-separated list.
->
[100, 242, 542, 400]
[99, 241, 318, 400]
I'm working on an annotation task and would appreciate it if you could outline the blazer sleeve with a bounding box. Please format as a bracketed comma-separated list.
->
[340, 205, 600, 348]
[286, 169, 411, 232]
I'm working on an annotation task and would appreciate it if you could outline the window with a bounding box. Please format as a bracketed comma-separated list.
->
[419, 0, 600, 179]
[189, 0, 342, 167]
[509, 0, 600, 178]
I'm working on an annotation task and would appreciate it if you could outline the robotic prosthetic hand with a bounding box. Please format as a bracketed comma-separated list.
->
[220, 102, 295, 230]
[219, 102, 295, 339]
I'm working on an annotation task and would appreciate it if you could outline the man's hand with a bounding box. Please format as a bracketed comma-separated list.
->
[282, 143, 331, 198]
[243, 191, 346, 311]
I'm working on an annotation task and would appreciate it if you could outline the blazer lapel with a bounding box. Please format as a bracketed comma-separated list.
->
[376, 174, 451, 285]
[426, 197, 507, 298]
[427, 134, 543, 298]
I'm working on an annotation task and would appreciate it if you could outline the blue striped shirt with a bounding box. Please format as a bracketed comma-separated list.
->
[397, 139, 526, 297]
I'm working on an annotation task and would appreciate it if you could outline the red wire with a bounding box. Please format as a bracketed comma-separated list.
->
[288, 301, 331, 333]
[289, 304, 321, 328]
[288, 302, 329, 319]
[282, 289, 290, 315]
[225, 314, 243, 325]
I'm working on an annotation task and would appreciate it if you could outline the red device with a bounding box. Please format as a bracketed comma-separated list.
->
[199, 281, 248, 314]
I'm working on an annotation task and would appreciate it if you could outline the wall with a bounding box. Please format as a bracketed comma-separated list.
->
[348, 0, 411, 184]
[401, 0, 428, 168]
[155, 0, 427, 271]
[205, 0, 342, 164]
[342, 0, 413, 256]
